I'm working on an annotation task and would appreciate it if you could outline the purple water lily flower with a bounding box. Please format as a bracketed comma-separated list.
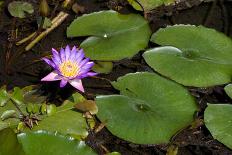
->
[41, 45, 97, 92]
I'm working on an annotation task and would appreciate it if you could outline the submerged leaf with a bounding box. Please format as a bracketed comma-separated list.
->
[92, 61, 113, 74]
[8, 1, 34, 18]
[67, 10, 151, 60]
[75, 100, 98, 115]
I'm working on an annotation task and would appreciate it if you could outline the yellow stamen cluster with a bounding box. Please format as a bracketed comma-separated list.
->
[59, 60, 79, 78]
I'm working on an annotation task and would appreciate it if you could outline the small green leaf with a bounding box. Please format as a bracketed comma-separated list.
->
[40, 103, 47, 114]
[0, 87, 9, 107]
[67, 10, 151, 61]
[17, 131, 96, 155]
[1, 110, 16, 121]
[11, 87, 24, 106]
[0, 128, 25, 155]
[8, 1, 34, 18]
[224, 84, 232, 99]
[70, 92, 86, 104]
[37, 17, 52, 29]
[0, 100, 22, 130]
[204, 104, 232, 149]
[92, 61, 113, 74]
[46, 104, 57, 116]
[32, 104, 40, 114]
[26, 103, 33, 114]
[17, 122, 25, 132]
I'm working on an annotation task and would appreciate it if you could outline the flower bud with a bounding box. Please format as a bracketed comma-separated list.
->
[39, 0, 50, 17]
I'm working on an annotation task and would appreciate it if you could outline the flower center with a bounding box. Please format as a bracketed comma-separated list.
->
[59, 60, 79, 78]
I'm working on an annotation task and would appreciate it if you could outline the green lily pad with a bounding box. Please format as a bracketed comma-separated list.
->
[127, 0, 174, 11]
[8, 1, 34, 18]
[67, 10, 151, 61]
[204, 104, 232, 149]
[0, 128, 25, 155]
[33, 99, 89, 138]
[224, 84, 232, 99]
[17, 130, 96, 155]
[96, 72, 197, 144]
[145, 25, 232, 87]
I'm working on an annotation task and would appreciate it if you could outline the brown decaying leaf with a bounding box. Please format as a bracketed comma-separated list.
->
[75, 100, 98, 115]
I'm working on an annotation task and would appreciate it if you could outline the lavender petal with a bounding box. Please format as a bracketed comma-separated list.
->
[79, 58, 90, 68]
[69, 79, 84, 92]
[86, 72, 98, 77]
[70, 46, 77, 61]
[60, 79, 68, 87]
[82, 62, 94, 70]
[41, 71, 62, 81]
[42, 58, 56, 68]
[65, 45, 71, 60]
[60, 48, 65, 62]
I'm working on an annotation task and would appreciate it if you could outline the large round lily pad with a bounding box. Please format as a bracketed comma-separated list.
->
[96, 72, 197, 144]
[204, 104, 232, 149]
[145, 25, 232, 87]
[67, 10, 151, 61]
[17, 130, 96, 155]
